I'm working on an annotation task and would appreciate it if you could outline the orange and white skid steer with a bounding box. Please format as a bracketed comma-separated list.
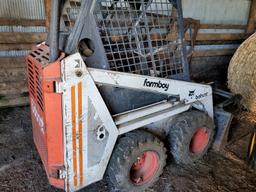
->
[27, 43, 214, 191]
[26, 0, 231, 191]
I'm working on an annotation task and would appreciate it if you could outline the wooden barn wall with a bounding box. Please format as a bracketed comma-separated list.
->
[0, 0, 255, 107]
[0, 0, 46, 107]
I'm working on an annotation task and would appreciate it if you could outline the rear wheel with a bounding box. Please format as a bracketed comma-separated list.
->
[107, 130, 167, 192]
[168, 110, 215, 165]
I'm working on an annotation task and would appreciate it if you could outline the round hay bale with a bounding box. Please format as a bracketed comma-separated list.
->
[228, 33, 256, 112]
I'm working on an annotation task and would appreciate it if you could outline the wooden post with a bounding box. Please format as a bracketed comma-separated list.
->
[247, 0, 256, 34]
[44, 0, 51, 31]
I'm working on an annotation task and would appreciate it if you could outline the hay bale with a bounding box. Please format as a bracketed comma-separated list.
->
[228, 33, 256, 112]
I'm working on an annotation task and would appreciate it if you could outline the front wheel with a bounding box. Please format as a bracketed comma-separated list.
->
[107, 130, 167, 192]
[168, 110, 215, 165]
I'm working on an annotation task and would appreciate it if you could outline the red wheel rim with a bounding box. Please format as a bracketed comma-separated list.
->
[190, 127, 209, 154]
[130, 151, 159, 185]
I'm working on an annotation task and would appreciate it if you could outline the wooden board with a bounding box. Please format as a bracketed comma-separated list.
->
[193, 49, 237, 57]
[0, 68, 26, 83]
[0, 56, 28, 107]
[185, 33, 249, 41]
[44, 0, 51, 30]
[0, 44, 36, 51]
[0, 18, 45, 26]
[0, 81, 28, 96]
[0, 96, 29, 108]
[0, 57, 26, 68]
[200, 24, 246, 30]
[0, 32, 47, 43]
[247, 0, 256, 33]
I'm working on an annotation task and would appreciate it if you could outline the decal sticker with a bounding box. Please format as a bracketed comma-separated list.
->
[195, 92, 208, 100]
[189, 90, 195, 97]
[143, 78, 170, 91]
[188, 90, 208, 100]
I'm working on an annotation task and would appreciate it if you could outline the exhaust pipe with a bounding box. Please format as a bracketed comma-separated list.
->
[49, 0, 61, 63]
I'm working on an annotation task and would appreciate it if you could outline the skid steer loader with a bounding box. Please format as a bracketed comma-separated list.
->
[26, 0, 232, 191]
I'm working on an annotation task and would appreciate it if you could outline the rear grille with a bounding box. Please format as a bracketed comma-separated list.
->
[94, 0, 188, 78]
[27, 48, 49, 112]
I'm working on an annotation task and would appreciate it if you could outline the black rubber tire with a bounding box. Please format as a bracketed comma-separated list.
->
[107, 130, 167, 192]
[168, 110, 215, 165]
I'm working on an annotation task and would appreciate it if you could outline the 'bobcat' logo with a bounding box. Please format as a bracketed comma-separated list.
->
[189, 90, 195, 97]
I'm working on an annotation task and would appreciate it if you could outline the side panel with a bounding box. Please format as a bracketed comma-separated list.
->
[60, 54, 118, 191]
[26, 45, 65, 189]
[43, 62, 65, 188]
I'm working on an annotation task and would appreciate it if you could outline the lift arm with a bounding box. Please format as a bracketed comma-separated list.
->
[58, 53, 213, 118]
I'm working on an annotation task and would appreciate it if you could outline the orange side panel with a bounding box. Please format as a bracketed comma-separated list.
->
[43, 61, 64, 188]
[26, 44, 65, 189]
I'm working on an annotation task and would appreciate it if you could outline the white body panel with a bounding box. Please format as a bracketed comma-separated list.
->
[57, 53, 214, 191]
[60, 55, 118, 191]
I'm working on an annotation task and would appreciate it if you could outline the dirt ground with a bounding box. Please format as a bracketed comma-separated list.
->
[0, 106, 255, 192]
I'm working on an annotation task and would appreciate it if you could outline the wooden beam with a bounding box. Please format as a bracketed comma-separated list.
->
[247, 0, 256, 33]
[0, 57, 26, 68]
[44, 0, 51, 31]
[0, 44, 35, 51]
[185, 33, 249, 41]
[192, 49, 236, 57]
[0, 96, 29, 108]
[0, 57, 28, 108]
[0, 18, 45, 26]
[0, 68, 26, 83]
[0, 32, 47, 43]
[0, 81, 28, 96]
[200, 24, 246, 30]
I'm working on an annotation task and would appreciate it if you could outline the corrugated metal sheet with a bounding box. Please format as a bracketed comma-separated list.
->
[0, 0, 46, 57]
[0, 26, 46, 32]
[0, 50, 29, 57]
[194, 44, 240, 51]
[182, 0, 251, 25]
[0, 0, 251, 24]
[0, 0, 45, 19]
